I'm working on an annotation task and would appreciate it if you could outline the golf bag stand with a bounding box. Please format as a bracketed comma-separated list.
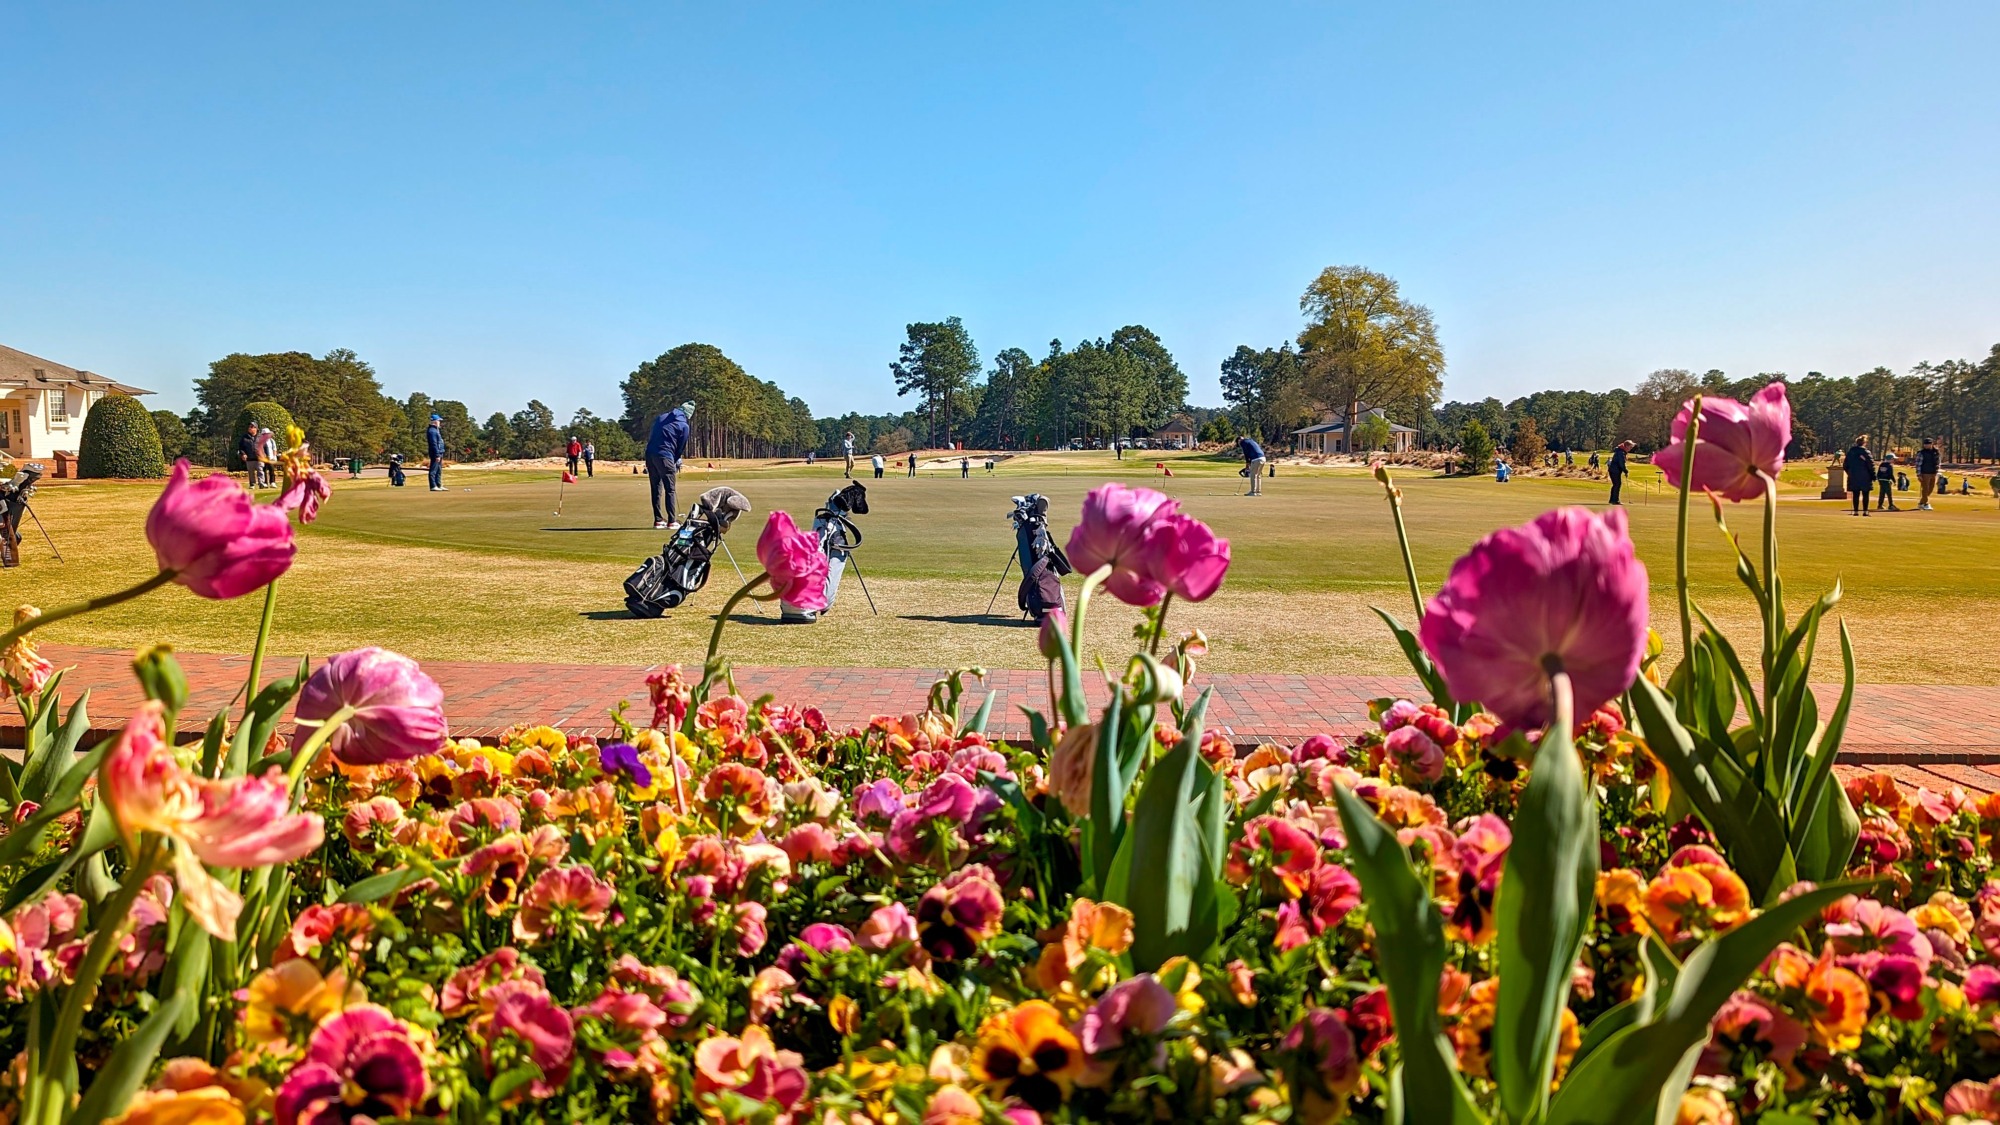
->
[387, 453, 407, 487]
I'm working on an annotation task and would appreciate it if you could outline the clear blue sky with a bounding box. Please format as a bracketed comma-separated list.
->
[4, 3, 1995, 420]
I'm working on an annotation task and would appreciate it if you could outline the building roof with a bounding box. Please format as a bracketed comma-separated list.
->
[0, 344, 152, 396]
[1290, 418, 1417, 436]
[1154, 417, 1196, 433]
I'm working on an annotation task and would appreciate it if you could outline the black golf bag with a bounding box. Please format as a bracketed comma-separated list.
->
[625, 486, 753, 618]
[1009, 493, 1072, 622]
[781, 482, 869, 624]
[386, 454, 406, 487]
[0, 462, 44, 569]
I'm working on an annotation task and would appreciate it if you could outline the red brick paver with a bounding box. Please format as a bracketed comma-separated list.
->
[18, 645, 2000, 793]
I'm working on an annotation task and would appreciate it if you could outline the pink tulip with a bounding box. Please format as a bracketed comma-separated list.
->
[1036, 608, 1068, 661]
[757, 511, 829, 611]
[295, 647, 448, 765]
[276, 469, 331, 524]
[145, 460, 296, 599]
[1418, 507, 1649, 729]
[1142, 512, 1232, 602]
[1066, 484, 1179, 606]
[1651, 383, 1791, 502]
[101, 702, 324, 938]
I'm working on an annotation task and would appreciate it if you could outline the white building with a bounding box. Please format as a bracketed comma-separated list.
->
[0, 344, 153, 460]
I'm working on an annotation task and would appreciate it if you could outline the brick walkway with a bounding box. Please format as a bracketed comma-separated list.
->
[19, 645, 2000, 794]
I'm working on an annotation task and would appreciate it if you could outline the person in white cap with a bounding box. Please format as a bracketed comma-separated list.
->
[645, 401, 693, 529]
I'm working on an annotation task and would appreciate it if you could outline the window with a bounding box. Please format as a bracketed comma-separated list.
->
[48, 389, 67, 423]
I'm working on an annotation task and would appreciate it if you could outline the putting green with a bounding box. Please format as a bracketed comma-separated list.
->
[16, 451, 2000, 682]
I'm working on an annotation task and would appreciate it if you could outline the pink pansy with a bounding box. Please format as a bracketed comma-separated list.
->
[274, 1004, 428, 1125]
[1291, 734, 1342, 763]
[693, 1025, 809, 1122]
[1079, 974, 1178, 1055]
[779, 822, 838, 864]
[852, 778, 905, 824]
[646, 665, 693, 730]
[440, 947, 547, 1017]
[1965, 964, 2000, 1005]
[1383, 725, 1445, 785]
[1702, 991, 1806, 1073]
[145, 459, 296, 598]
[915, 864, 1005, 961]
[1066, 483, 1179, 606]
[857, 901, 919, 952]
[776, 922, 856, 976]
[747, 966, 796, 1022]
[100, 701, 323, 938]
[513, 865, 615, 942]
[1418, 507, 1649, 729]
[1867, 954, 1926, 1020]
[480, 979, 576, 1099]
[1141, 511, 1232, 602]
[294, 647, 447, 766]
[573, 986, 670, 1072]
[1824, 896, 1932, 971]
[340, 796, 407, 851]
[1652, 383, 1791, 502]
[1944, 1077, 2000, 1120]
[757, 511, 829, 611]
[1225, 815, 1321, 898]
[1281, 1008, 1362, 1102]
[733, 901, 769, 957]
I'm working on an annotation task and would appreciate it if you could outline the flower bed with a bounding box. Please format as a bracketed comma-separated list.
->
[4, 395, 2000, 1124]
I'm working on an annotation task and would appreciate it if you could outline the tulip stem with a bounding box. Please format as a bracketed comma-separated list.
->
[286, 704, 357, 796]
[36, 838, 162, 1112]
[241, 580, 280, 725]
[1147, 594, 1174, 656]
[705, 573, 771, 681]
[1376, 465, 1426, 621]
[1760, 471, 1780, 682]
[1070, 565, 1112, 667]
[0, 570, 177, 653]
[1674, 398, 1702, 675]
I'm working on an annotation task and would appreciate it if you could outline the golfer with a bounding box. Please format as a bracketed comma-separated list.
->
[1239, 434, 1265, 495]
[960, 456, 970, 479]
[871, 452, 884, 479]
[425, 414, 445, 491]
[842, 432, 856, 479]
[907, 452, 917, 477]
[237, 420, 261, 486]
[1608, 440, 1634, 505]
[259, 427, 279, 489]
[582, 441, 596, 478]
[646, 402, 693, 530]
[1918, 437, 1940, 510]
[565, 436, 582, 477]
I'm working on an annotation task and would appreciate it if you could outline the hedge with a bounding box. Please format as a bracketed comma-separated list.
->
[231, 401, 296, 470]
[77, 394, 166, 479]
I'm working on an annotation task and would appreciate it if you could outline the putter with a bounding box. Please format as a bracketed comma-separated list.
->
[983, 550, 1016, 615]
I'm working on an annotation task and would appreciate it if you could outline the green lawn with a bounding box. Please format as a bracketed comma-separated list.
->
[12, 450, 1999, 682]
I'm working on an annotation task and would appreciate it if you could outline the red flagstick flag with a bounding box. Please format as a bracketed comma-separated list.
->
[561, 471, 577, 484]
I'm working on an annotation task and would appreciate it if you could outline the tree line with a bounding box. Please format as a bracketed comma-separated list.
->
[150, 343, 824, 467]
[885, 318, 1192, 450]
[1429, 348, 2000, 462]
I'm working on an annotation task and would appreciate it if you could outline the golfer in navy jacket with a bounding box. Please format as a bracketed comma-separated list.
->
[1240, 435, 1266, 495]
[646, 402, 693, 529]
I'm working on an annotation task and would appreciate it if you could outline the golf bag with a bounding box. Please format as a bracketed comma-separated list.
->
[1009, 493, 1072, 622]
[386, 454, 406, 487]
[781, 482, 869, 624]
[0, 462, 43, 569]
[625, 486, 753, 617]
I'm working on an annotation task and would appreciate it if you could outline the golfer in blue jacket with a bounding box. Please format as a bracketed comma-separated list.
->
[1239, 435, 1266, 496]
[646, 402, 693, 529]
[425, 414, 446, 491]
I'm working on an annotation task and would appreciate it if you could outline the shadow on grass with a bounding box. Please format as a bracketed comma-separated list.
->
[899, 613, 1036, 627]
[539, 527, 661, 533]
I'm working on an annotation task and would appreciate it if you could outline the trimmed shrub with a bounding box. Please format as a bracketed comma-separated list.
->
[77, 394, 166, 479]
[230, 401, 296, 470]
